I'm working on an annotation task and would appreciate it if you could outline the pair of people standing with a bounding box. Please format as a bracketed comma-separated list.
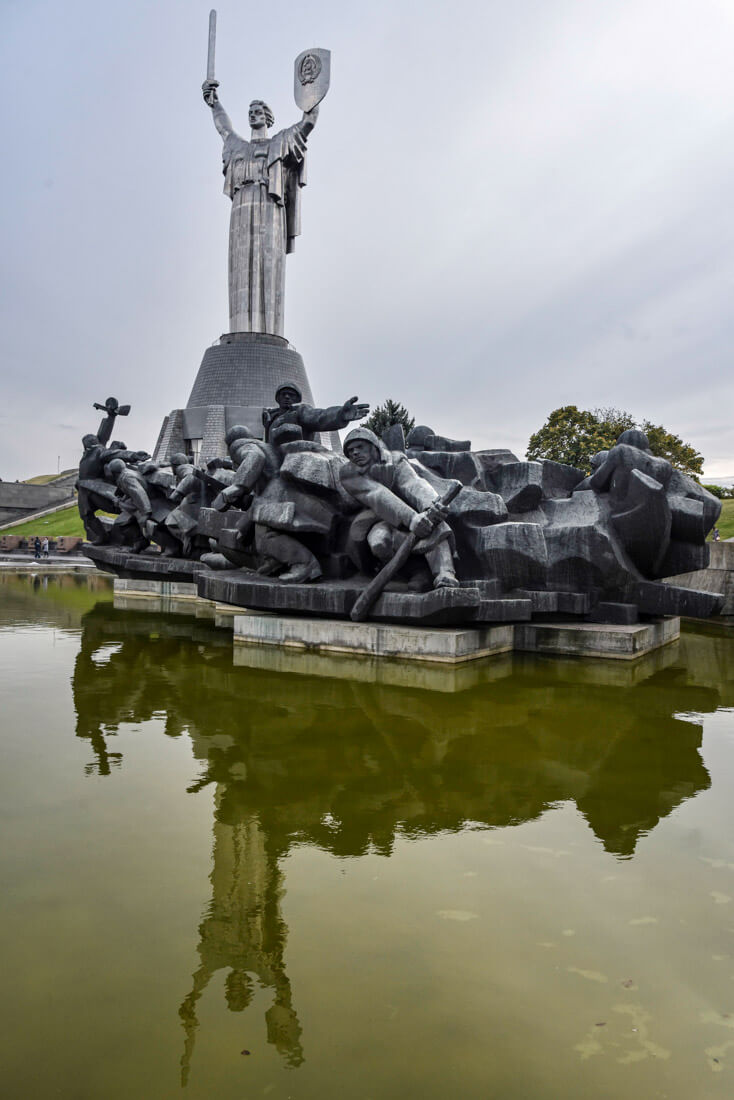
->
[33, 537, 49, 559]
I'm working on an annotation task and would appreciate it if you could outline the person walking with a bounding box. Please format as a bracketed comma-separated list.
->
[33, 536, 41, 560]
[41, 537, 49, 559]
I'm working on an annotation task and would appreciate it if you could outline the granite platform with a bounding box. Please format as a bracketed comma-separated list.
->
[111, 574, 681, 664]
[230, 610, 680, 664]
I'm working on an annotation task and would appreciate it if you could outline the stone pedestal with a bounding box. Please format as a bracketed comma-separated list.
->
[513, 616, 680, 659]
[663, 541, 734, 618]
[153, 331, 339, 464]
[231, 610, 680, 664]
[113, 577, 211, 616]
[232, 612, 515, 663]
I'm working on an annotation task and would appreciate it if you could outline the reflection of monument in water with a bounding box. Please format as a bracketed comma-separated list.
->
[153, 15, 334, 464]
[178, 807, 303, 1084]
[70, 603, 734, 1074]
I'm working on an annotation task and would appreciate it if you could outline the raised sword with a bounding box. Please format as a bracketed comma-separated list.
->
[206, 9, 217, 83]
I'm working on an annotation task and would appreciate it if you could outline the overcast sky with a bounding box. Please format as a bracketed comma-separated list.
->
[1, 0, 733, 480]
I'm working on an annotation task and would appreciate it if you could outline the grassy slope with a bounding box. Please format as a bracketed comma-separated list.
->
[2, 504, 89, 537]
[23, 469, 76, 485]
[712, 498, 734, 540]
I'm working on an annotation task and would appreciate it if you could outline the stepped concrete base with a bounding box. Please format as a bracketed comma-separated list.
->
[110, 580, 681, 665]
[213, 602, 245, 629]
[113, 577, 214, 617]
[232, 611, 680, 664]
[232, 612, 515, 663]
[514, 616, 680, 659]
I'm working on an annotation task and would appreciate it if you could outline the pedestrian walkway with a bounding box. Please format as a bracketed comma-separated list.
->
[0, 552, 102, 573]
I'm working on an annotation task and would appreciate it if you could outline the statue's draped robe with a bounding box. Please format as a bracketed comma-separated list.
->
[223, 123, 308, 336]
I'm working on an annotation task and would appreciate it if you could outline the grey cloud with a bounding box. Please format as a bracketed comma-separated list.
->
[1, 0, 732, 480]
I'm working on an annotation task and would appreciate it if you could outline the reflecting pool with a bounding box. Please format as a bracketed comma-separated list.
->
[1, 572, 734, 1099]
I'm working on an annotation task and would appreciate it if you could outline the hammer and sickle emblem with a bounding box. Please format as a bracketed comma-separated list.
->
[298, 53, 322, 84]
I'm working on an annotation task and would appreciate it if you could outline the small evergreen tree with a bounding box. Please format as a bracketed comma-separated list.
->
[362, 399, 415, 439]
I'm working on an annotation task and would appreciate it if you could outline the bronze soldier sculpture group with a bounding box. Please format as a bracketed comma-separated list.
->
[78, 390, 723, 625]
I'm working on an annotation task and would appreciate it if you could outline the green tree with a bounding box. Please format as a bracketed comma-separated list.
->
[361, 398, 415, 439]
[526, 406, 622, 469]
[526, 405, 704, 477]
[591, 407, 637, 439]
[702, 484, 734, 500]
[641, 421, 704, 479]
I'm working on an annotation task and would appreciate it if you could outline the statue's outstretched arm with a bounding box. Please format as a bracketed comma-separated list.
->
[202, 80, 234, 140]
[298, 104, 319, 137]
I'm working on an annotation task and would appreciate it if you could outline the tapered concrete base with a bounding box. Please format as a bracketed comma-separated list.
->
[152, 332, 340, 464]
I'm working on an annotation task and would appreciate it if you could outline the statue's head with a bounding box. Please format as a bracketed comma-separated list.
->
[225, 425, 255, 447]
[616, 428, 650, 451]
[107, 458, 126, 480]
[109, 440, 127, 451]
[82, 433, 99, 450]
[275, 383, 301, 409]
[406, 425, 434, 450]
[249, 100, 274, 130]
[344, 427, 382, 470]
[169, 452, 189, 468]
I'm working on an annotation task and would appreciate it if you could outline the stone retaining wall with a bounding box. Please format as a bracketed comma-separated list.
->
[663, 541, 734, 616]
[0, 481, 76, 524]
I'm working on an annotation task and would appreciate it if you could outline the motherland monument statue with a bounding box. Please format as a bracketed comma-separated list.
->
[153, 12, 335, 465]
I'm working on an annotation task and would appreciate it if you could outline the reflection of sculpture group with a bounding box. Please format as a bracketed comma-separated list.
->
[78, 392, 722, 620]
[71, 599, 728, 1076]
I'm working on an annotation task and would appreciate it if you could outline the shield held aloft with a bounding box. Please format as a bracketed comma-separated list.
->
[293, 48, 331, 112]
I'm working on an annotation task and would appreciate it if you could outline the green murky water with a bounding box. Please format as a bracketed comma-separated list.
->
[1, 573, 734, 1099]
